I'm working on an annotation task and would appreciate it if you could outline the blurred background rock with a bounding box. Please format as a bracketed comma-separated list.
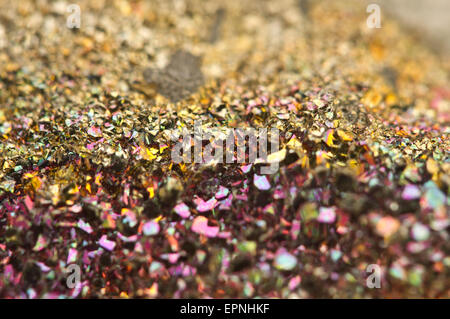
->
[368, 0, 450, 55]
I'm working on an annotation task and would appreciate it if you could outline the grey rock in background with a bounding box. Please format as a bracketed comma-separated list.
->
[370, 0, 450, 54]
[143, 50, 204, 102]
